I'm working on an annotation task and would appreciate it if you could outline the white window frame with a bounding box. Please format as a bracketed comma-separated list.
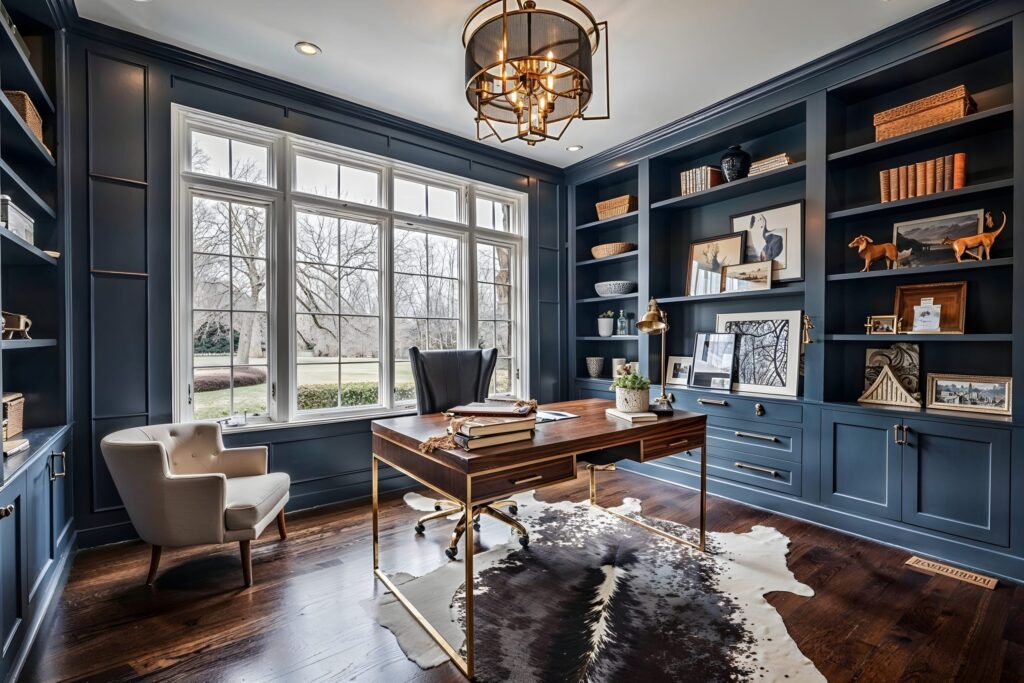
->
[171, 105, 529, 431]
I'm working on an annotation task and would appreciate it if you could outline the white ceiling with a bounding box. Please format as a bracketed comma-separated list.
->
[74, 0, 947, 168]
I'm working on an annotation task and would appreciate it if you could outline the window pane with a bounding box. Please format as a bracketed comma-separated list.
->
[231, 140, 269, 185]
[193, 254, 230, 310]
[394, 361, 416, 402]
[495, 202, 510, 231]
[339, 316, 379, 359]
[429, 319, 459, 349]
[339, 220, 378, 270]
[478, 320, 495, 349]
[297, 364, 339, 411]
[394, 229, 426, 274]
[193, 367, 232, 420]
[476, 243, 494, 282]
[231, 257, 267, 311]
[340, 165, 380, 206]
[428, 234, 459, 277]
[478, 283, 495, 319]
[191, 132, 230, 178]
[338, 268, 378, 315]
[193, 311, 231, 365]
[297, 314, 339, 362]
[495, 321, 511, 356]
[231, 203, 267, 260]
[394, 177, 426, 215]
[296, 263, 339, 313]
[232, 312, 267, 365]
[394, 318, 428, 359]
[494, 285, 511, 320]
[493, 358, 512, 394]
[494, 246, 512, 285]
[428, 277, 458, 318]
[428, 185, 458, 221]
[296, 156, 339, 198]
[297, 212, 340, 265]
[192, 197, 230, 254]
[341, 363, 380, 406]
[232, 366, 268, 415]
[394, 273, 427, 317]
[476, 198, 493, 228]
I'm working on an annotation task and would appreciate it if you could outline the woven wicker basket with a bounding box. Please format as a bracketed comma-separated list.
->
[873, 86, 975, 141]
[591, 242, 636, 259]
[4, 91, 43, 148]
[595, 195, 637, 221]
[2, 392, 24, 439]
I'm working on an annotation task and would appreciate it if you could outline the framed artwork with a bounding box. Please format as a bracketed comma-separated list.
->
[686, 233, 746, 296]
[665, 355, 693, 387]
[731, 200, 804, 282]
[866, 315, 899, 334]
[893, 209, 983, 269]
[688, 333, 735, 390]
[926, 373, 1012, 416]
[721, 262, 771, 293]
[715, 310, 802, 396]
[865, 343, 920, 400]
[894, 281, 966, 334]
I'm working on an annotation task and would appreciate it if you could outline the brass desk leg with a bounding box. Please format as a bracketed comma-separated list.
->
[464, 474, 475, 678]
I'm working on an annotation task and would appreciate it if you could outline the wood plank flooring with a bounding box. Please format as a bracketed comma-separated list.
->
[21, 468, 1024, 682]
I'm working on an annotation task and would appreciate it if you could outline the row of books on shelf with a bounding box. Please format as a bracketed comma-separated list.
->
[679, 166, 723, 196]
[748, 152, 791, 175]
[879, 152, 966, 203]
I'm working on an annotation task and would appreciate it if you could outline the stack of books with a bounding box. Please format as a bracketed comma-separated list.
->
[448, 414, 536, 450]
[880, 152, 966, 202]
[605, 408, 658, 423]
[749, 153, 791, 176]
[679, 166, 723, 196]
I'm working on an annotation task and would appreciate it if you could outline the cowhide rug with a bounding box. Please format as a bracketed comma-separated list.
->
[363, 490, 824, 682]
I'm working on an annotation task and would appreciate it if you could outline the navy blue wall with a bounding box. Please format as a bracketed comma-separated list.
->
[66, 27, 567, 547]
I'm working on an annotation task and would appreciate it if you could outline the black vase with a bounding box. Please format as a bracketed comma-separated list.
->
[721, 145, 751, 182]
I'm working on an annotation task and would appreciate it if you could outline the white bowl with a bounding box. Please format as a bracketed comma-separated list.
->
[594, 280, 636, 297]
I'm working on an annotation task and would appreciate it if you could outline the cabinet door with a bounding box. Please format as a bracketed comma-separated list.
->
[25, 454, 52, 605]
[821, 410, 902, 520]
[0, 479, 24, 681]
[50, 444, 73, 554]
[902, 419, 1010, 546]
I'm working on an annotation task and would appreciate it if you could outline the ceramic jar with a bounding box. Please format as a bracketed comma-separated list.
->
[597, 318, 614, 337]
[721, 144, 752, 182]
[586, 357, 605, 378]
[615, 387, 649, 413]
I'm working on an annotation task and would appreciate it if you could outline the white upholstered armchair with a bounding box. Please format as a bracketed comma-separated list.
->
[100, 422, 290, 587]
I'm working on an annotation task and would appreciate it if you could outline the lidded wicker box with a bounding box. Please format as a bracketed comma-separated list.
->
[2, 393, 24, 440]
[873, 85, 975, 141]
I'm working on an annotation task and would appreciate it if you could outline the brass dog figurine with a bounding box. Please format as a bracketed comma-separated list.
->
[942, 210, 1006, 262]
[848, 234, 898, 271]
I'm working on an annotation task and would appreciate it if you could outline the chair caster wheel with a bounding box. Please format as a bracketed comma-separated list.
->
[518, 535, 529, 548]
[509, 506, 518, 516]
[414, 523, 425, 534]
[473, 522, 481, 531]
[445, 547, 458, 560]
[434, 503, 442, 511]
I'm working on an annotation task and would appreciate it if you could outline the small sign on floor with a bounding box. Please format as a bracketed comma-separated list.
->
[905, 555, 998, 590]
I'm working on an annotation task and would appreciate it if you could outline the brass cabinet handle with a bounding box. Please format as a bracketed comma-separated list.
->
[754, 403, 765, 416]
[512, 474, 543, 485]
[901, 425, 911, 446]
[893, 424, 903, 446]
[734, 462, 779, 478]
[667, 439, 690, 448]
[697, 398, 728, 406]
[734, 430, 779, 443]
[50, 451, 67, 482]
[0, 505, 14, 519]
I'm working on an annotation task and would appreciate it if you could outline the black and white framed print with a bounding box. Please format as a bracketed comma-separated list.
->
[715, 310, 802, 396]
[665, 355, 693, 387]
[731, 201, 804, 282]
[688, 333, 736, 390]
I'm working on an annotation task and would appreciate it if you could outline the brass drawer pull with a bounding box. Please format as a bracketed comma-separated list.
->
[893, 424, 903, 446]
[512, 474, 543, 486]
[697, 398, 728, 406]
[734, 462, 779, 478]
[734, 431, 779, 443]
[0, 505, 14, 519]
[667, 439, 690, 448]
[50, 451, 67, 482]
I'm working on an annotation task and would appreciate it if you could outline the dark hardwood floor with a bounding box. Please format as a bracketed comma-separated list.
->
[22, 468, 1024, 682]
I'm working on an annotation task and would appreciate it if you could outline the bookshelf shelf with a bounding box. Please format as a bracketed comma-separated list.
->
[575, 251, 638, 267]
[827, 178, 1013, 221]
[651, 162, 806, 211]
[827, 257, 1012, 282]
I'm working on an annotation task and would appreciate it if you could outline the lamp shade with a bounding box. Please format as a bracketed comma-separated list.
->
[636, 298, 668, 335]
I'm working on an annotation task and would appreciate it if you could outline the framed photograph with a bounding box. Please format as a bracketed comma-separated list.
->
[665, 355, 693, 387]
[689, 333, 736, 390]
[685, 233, 746, 296]
[865, 343, 920, 400]
[894, 281, 966, 334]
[893, 209, 983, 269]
[731, 201, 804, 282]
[721, 262, 772, 293]
[715, 310, 802, 396]
[866, 315, 899, 335]
[926, 373, 1012, 416]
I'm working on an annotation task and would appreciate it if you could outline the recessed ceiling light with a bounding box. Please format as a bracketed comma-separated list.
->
[295, 41, 322, 56]
[566, 145, 583, 152]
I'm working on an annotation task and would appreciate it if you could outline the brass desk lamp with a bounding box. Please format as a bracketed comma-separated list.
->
[636, 297, 674, 414]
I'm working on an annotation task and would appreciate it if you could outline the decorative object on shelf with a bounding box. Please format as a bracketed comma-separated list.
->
[616, 309, 629, 336]
[2, 438, 28, 458]
[865, 315, 900, 335]
[716, 310, 803, 397]
[0, 195, 34, 243]
[801, 313, 815, 345]
[43, 250, 60, 259]
[721, 262, 771, 293]
[609, 368, 651, 413]
[731, 201, 804, 282]
[720, 144, 751, 182]
[665, 355, 693, 388]
[2, 392, 24, 439]
[585, 356, 605, 378]
[3, 91, 44, 149]
[688, 332, 736, 390]
[858, 365, 921, 408]
[590, 241, 636, 259]
[611, 357, 626, 376]
[749, 153, 792, 176]
[894, 281, 966, 334]
[848, 235, 897, 272]
[636, 298, 673, 414]
[942, 210, 1006, 262]
[679, 166, 723, 196]
[685, 232, 746, 296]
[893, 209, 984, 269]
[1, 311, 31, 340]
[463, 0, 609, 145]
[879, 153, 964, 202]
[594, 280, 636, 297]
[926, 373, 1011, 417]
[872, 85, 975, 141]
[865, 343, 920, 400]
[597, 310, 615, 337]
[595, 195, 636, 220]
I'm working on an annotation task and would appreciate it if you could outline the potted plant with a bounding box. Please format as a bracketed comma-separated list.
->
[610, 369, 651, 413]
[597, 310, 615, 337]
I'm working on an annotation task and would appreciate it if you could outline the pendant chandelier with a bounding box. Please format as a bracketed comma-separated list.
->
[463, 0, 609, 146]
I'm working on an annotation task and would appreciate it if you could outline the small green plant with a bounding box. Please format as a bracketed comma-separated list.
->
[598, 310, 616, 318]
[610, 372, 651, 391]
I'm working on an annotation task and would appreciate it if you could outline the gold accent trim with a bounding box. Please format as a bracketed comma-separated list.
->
[512, 474, 543, 485]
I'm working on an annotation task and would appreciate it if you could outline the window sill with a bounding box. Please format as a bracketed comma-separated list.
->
[220, 407, 418, 434]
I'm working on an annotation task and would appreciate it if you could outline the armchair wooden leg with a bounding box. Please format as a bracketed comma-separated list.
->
[276, 509, 287, 540]
[146, 545, 161, 586]
[240, 541, 253, 587]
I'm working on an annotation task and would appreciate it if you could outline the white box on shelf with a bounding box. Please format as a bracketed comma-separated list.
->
[0, 195, 33, 244]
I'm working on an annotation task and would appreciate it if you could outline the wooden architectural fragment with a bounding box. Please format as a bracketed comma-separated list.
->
[858, 365, 921, 407]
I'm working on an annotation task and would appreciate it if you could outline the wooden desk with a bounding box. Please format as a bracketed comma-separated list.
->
[370, 398, 707, 679]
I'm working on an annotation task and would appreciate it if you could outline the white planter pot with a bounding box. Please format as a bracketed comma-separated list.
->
[597, 318, 614, 337]
[615, 387, 650, 413]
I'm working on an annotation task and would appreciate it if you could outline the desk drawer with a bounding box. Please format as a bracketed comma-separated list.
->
[708, 449, 801, 497]
[678, 392, 802, 424]
[471, 456, 576, 503]
[707, 416, 802, 463]
[641, 422, 706, 461]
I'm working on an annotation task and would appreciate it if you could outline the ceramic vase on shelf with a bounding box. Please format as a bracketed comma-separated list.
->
[721, 144, 751, 182]
[615, 387, 649, 413]
[597, 317, 614, 337]
[586, 357, 605, 378]
[611, 357, 627, 376]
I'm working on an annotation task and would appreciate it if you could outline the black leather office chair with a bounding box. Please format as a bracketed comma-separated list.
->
[407, 346, 527, 559]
